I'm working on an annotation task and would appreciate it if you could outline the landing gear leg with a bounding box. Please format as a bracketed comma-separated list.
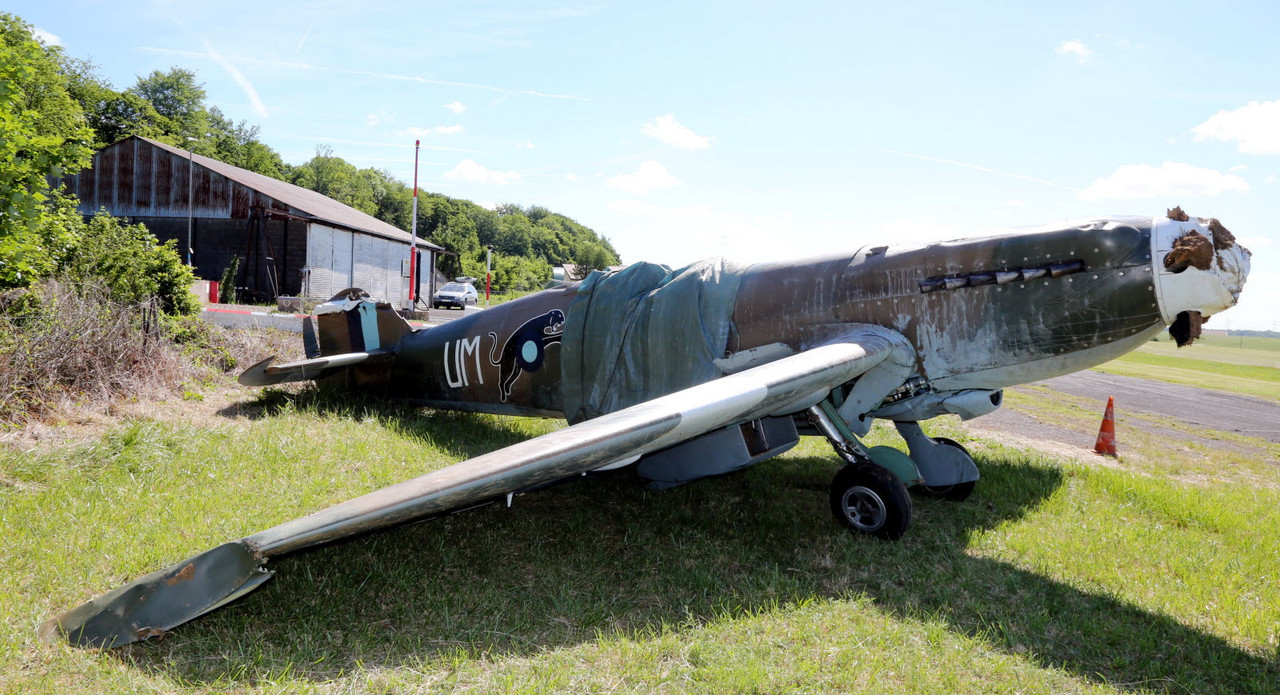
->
[808, 401, 913, 540]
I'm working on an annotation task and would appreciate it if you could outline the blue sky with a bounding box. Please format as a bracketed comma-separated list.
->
[15, 0, 1278, 329]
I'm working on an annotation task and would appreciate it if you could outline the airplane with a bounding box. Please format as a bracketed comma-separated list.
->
[44, 208, 1250, 648]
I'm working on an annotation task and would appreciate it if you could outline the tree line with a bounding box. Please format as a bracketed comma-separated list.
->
[0, 11, 619, 304]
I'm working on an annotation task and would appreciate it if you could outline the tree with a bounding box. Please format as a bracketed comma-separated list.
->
[59, 56, 168, 147]
[128, 68, 207, 143]
[204, 106, 285, 178]
[0, 13, 92, 289]
[574, 242, 616, 273]
[288, 145, 376, 213]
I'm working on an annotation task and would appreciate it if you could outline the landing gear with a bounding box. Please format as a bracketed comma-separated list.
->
[829, 462, 912, 539]
[916, 437, 976, 501]
[894, 422, 979, 500]
[808, 401, 915, 540]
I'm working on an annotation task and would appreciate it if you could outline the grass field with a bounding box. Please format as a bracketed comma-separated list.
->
[1096, 334, 1280, 402]
[2, 386, 1277, 694]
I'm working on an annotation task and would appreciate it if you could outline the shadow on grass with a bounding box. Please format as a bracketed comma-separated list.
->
[124, 402, 1277, 693]
[217, 384, 563, 461]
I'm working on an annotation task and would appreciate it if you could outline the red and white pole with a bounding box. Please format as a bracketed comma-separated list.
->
[408, 139, 420, 310]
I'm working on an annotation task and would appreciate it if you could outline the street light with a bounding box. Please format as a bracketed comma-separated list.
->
[186, 136, 197, 267]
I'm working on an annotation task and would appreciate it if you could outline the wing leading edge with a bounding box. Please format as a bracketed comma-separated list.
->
[46, 330, 902, 648]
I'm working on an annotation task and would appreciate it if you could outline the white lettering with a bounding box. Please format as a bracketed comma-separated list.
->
[444, 336, 484, 388]
[459, 336, 484, 385]
[444, 341, 463, 388]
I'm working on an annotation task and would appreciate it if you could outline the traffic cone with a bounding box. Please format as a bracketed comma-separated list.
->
[1094, 396, 1117, 457]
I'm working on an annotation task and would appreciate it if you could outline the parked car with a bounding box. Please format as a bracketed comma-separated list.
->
[432, 281, 479, 309]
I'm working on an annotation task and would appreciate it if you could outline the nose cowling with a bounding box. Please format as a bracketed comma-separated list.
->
[1150, 213, 1251, 346]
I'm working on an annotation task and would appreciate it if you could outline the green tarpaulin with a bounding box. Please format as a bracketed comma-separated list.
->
[561, 259, 745, 423]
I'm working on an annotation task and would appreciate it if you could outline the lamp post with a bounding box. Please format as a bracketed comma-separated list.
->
[186, 136, 197, 267]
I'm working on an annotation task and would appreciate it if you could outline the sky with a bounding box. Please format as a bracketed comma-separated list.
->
[13, 0, 1279, 329]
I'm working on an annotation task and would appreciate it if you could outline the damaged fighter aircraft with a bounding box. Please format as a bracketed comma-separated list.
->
[46, 209, 1251, 648]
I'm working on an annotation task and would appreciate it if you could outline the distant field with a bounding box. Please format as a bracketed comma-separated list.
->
[1096, 334, 1280, 402]
[1194, 334, 1280, 353]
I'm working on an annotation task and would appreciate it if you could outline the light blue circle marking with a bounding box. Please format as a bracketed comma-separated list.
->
[521, 340, 539, 364]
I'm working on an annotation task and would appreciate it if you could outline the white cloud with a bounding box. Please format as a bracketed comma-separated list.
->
[564, 173, 579, 182]
[641, 114, 713, 150]
[32, 27, 61, 46]
[607, 199, 709, 217]
[202, 41, 268, 118]
[518, 142, 536, 149]
[401, 125, 463, 137]
[1192, 100, 1280, 154]
[1229, 164, 1248, 172]
[1079, 162, 1249, 200]
[445, 159, 520, 185]
[604, 200, 800, 266]
[1268, 174, 1278, 184]
[444, 101, 466, 114]
[605, 161, 681, 194]
[367, 111, 393, 126]
[1055, 40, 1093, 62]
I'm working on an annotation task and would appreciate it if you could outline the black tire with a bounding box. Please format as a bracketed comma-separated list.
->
[829, 463, 912, 540]
[917, 437, 976, 501]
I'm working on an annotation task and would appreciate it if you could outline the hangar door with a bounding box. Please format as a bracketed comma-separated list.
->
[306, 223, 407, 304]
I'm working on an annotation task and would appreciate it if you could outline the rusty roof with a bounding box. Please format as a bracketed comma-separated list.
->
[139, 137, 442, 250]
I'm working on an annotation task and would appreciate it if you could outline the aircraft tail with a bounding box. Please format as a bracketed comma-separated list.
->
[312, 288, 412, 356]
[238, 288, 410, 387]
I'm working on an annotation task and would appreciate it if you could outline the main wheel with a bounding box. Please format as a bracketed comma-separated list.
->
[917, 437, 976, 501]
[829, 463, 912, 540]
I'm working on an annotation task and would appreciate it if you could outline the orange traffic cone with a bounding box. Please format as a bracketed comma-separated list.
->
[1094, 396, 1117, 457]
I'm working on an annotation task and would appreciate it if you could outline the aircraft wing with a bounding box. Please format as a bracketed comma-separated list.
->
[46, 331, 902, 648]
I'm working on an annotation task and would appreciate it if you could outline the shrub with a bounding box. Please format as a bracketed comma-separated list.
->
[60, 212, 200, 316]
[219, 256, 240, 304]
[0, 279, 184, 422]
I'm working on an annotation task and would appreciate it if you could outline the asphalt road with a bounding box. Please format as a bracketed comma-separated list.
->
[981, 370, 1280, 445]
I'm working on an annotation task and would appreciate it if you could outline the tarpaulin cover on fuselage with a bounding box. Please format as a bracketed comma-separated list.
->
[561, 259, 744, 423]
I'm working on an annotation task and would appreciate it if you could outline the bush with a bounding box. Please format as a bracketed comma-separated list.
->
[219, 256, 240, 304]
[0, 279, 184, 422]
[58, 211, 200, 316]
[161, 313, 236, 371]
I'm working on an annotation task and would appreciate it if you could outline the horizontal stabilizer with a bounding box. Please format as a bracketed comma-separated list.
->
[237, 349, 395, 387]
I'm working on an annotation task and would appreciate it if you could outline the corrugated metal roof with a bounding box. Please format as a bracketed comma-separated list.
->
[138, 137, 441, 250]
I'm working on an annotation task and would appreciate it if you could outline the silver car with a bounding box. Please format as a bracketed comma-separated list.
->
[432, 281, 479, 309]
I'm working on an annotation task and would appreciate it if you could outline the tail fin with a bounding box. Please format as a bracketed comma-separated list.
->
[314, 288, 412, 356]
[238, 289, 410, 387]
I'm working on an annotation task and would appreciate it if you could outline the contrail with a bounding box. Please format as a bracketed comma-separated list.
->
[202, 40, 269, 118]
[139, 46, 588, 102]
[295, 22, 314, 55]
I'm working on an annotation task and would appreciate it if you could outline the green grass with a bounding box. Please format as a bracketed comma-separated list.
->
[1096, 336, 1280, 402]
[1193, 334, 1280, 353]
[2, 389, 1277, 693]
